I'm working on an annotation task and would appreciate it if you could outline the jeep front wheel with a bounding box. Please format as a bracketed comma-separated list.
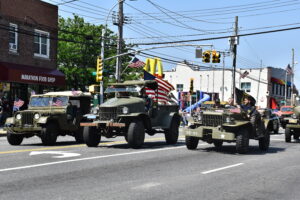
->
[285, 128, 292, 143]
[185, 136, 199, 150]
[259, 129, 270, 151]
[41, 123, 58, 145]
[7, 131, 23, 145]
[127, 120, 145, 149]
[165, 118, 180, 144]
[213, 140, 223, 149]
[236, 128, 249, 154]
[83, 126, 100, 147]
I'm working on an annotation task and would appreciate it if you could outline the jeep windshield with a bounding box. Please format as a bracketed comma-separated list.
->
[29, 96, 69, 107]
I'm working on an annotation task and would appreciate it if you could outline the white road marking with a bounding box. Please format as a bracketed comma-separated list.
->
[201, 163, 244, 174]
[29, 151, 81, 158]
[0, 146, 186, 172]
[132, 182, 161, 190]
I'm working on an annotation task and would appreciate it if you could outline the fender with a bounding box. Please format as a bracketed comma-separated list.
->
[162, 112, 180, 129]
[119, 113, 152, 130]
[5, 117, 15, 125]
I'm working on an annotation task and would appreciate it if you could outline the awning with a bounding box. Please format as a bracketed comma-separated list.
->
[0, 62, 65, 86]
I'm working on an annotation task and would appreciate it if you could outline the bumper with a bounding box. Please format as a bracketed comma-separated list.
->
[4, 126, 42, 133]
[80, 121, 126, 128]
[286, 124, 300, 129]
[183, 126, 235, 141]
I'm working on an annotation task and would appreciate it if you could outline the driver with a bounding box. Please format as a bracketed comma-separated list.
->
[140, 87, 152, 111]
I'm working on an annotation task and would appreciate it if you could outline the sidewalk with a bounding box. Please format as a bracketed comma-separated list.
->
[0, 127, 7, 136]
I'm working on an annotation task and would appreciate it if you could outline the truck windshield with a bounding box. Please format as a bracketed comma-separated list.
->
[29, 96, 69, 107]
[104, 86, 141, 97]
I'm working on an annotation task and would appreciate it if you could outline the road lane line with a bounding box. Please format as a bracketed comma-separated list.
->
[0, 136, 185, 155]
[201, 163, 244, 175]
[0, 146, 186, 172]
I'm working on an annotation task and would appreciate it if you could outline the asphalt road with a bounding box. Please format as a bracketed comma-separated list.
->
[0, 129, 299, 200]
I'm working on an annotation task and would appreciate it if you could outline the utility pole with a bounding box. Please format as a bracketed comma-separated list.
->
[222, 52, 225, 101]
[257, 60, 262, 103]
[291, 48, 295, 106]
[231, 16, 238, 103]
[116, 0, 124, 82]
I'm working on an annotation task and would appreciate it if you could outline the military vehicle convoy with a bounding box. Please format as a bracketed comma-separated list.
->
[80, 80, 180, 149]
[4, 91, 91, 145]
[284, 106, 300, 142]
[184, 106, 271, 154]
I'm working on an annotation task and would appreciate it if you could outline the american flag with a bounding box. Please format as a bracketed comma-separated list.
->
[128, 57, 145, 68]
[286, 64, 293, 75]
[144, 70, 174, 104]
[14, 99, 24, 108]
[240, 71, 249, 79]
[52, 99, 63, 106]
[13, 98, 24, 111]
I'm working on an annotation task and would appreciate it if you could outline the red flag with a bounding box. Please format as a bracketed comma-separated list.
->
[128, 57, 145, 68]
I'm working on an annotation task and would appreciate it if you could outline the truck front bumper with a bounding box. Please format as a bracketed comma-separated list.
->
[80, 121, 126, 128]
[183, 126, 235, 141]
[4, 126, 42, 134]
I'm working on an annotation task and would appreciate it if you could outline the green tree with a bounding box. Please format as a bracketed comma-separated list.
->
[58, 15, 135, 90]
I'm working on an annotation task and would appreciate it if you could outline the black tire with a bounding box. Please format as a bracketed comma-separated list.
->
[83, 126, 100, 147]
[74, 126, 84, 143]
[285, 128, 292, 143]
[41, 123, 58, 145]
[274, 123, 279, 134]
[236, 128, 249, 154]
[259, 129, 270, 151]
[185, 136, 199, 150]
[293, 131, 299, 140]
[165, 117, 180, 145]
[7, 131, 23, 145]
[127, 120, 145, 149]
[213, 140, 223, 149]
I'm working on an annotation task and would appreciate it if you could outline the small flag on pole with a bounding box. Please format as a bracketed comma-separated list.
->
[240, 71, 249, 79]
[128, 57, 145, 68]
[286, 64, 293, 75]
[13, 98, 24, 111]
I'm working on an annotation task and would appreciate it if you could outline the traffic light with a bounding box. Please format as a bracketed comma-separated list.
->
[212, 50, 221, 63]
[202, 50, 211, 63]
[96, 56, 103, 82]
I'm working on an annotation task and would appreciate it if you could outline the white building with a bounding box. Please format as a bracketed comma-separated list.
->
[164, 62, 296, 108]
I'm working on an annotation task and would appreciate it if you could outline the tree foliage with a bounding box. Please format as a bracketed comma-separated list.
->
[58, 15, 137, 90]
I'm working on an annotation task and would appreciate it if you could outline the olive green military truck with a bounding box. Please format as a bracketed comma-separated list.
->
[4, 91, 91, 145]
[284, 106, 300, 142]
[80, 80, 180, 149]
[184, 107, 270, 154]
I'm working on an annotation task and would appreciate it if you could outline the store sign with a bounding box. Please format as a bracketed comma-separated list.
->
[21, 74, 56, 83]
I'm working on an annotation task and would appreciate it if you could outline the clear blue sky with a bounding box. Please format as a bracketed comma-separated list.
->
[42, 0, 300, 88]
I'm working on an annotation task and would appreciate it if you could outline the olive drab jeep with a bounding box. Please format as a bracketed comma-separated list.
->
[80, 80, 180, 149]
[183, 106, 270, 154]
[284, 106, 300, 142]
[4, 91, 91, 145]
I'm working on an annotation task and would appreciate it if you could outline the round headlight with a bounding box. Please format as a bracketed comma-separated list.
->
[16, 114, 22, 120]
[122, 106, 129, 114]
[292, 114, 297, 119]
[197, 114, 202, 121]
[34, 113, 40, 120]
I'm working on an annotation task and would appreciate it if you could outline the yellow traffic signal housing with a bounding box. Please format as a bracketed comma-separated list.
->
[202, 50, 211, 63]
[96, 56, 103, 82]
[212, 51, 221, 63]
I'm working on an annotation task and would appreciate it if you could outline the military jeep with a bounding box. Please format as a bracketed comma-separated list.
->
[4, 91, 91, 145]
[284, 106, 300, 142]
[183, 107, 270, 154]
[80, 80, 180, 149]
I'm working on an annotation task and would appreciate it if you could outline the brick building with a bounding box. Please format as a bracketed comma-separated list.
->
[0, 0, 65, 109]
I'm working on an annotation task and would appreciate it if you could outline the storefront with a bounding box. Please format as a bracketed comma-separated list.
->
[0, 61, 65, 111]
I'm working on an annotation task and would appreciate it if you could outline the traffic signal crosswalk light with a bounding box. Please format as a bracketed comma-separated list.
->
[202, 50, 211, 63]
[212, 50, 221, 63]
[96, 57, 103, 82]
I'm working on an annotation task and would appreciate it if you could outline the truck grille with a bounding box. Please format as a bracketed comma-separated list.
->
[21, 112, 34, 125]
[99, 107, 122, 121]
[202, 114, 224, 127]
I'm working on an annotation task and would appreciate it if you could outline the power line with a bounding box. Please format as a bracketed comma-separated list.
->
[133, 25, 300, 45]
